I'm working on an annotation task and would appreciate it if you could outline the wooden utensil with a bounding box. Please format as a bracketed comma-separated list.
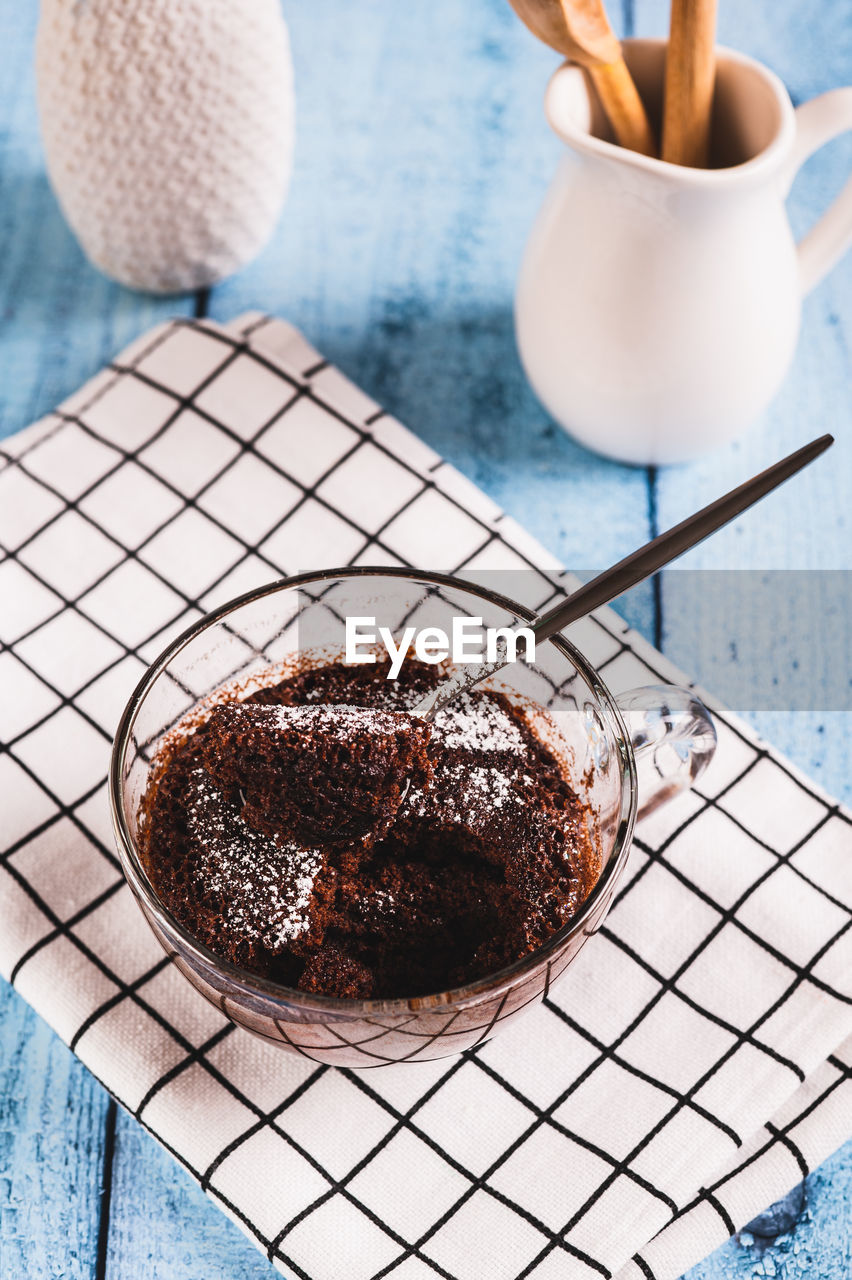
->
[508, 0, 657, 156]
[662, 0, 718, 166]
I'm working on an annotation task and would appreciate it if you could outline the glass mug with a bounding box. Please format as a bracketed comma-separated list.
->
[110, 570, 716, 1068]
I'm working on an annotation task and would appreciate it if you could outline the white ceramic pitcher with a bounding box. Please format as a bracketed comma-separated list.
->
[516, 39, 852, 465]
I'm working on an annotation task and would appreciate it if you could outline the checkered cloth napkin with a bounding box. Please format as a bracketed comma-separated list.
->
[1, 314, 850, 1280]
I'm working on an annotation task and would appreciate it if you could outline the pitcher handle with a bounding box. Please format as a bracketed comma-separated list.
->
[787, 88, 852, 294]
[615, 685, 717, 822]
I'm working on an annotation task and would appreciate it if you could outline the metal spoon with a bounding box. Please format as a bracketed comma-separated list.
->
[410, 434, 833, 724]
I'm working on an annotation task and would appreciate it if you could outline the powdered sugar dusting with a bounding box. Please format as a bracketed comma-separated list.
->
[408, 762, 522, 820]
[185, 767, 322, 951]
[432, 691, 525, 755]
[266, 702, 412, 739]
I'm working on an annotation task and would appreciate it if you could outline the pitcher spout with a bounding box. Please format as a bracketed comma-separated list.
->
[545, 39, 795, 188]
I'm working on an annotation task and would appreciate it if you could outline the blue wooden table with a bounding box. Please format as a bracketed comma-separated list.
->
[1, 2, 850, 1277]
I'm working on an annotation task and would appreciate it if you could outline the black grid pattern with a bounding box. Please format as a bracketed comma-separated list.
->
[619, 1041, 852, 1280]
[1, 314, 850, 1280]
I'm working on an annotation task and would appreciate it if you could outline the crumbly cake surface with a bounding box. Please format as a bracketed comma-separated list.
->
[140, 660, 599, 998]
[201, 702, 433, 845]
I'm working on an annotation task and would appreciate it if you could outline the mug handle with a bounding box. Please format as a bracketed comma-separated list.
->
[615, 685, 717, 822]
[786, 88, 852, 294]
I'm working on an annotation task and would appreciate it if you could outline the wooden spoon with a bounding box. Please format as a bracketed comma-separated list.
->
[662, 0, 718, 167]
[508, 0, 657, 156]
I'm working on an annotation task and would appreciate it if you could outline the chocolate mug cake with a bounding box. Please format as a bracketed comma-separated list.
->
[139, 658, 600, 1000]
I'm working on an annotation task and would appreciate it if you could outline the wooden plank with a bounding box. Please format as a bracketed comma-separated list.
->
[105, 1108, 274, 1280]
[0, 982, 108, 1280]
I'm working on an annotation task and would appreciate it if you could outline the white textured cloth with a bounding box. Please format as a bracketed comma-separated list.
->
[1, 315, 850, 1280]
[35, 0, 294, 293]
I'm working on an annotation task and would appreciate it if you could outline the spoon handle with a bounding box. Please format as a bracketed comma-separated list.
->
[414, 434, 832, 723]
[662, 0, 718, 167]
[589, 58, 657, 157]
[532, 434, 833, 643]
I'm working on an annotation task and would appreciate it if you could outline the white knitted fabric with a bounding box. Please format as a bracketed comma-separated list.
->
[35, 0, 294, 294]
